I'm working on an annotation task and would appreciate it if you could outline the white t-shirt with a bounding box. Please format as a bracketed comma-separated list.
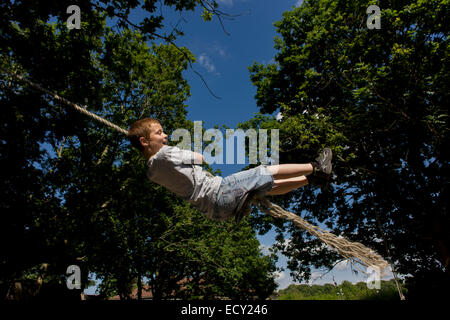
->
[146, 146, 223, 218]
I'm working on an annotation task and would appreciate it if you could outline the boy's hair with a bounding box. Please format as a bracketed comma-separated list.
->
[127, 118, 161, 152]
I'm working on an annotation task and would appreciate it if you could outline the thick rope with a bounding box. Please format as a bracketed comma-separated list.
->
[252, 197, 390, 276]
[1, 68, 129, 135]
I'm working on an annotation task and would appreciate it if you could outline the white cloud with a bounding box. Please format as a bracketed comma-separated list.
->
[211, 43, 227, 57]
[274, 270, 295, 290]
[308, 271, 331, 285]
[334, 260, 349, 271]
[275, 270, 285, 281]
[204, 42, 228, 59]
[295, 0, 304, 7]
[276, 112, 283, 121]
[259, 243, 271, 255]
[198, 53, 219, 74]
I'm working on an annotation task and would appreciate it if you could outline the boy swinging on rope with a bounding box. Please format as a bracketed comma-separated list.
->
[128, 118, 332, 222]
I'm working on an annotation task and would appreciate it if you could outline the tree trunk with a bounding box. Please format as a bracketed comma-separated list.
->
[137, 275, 142, 300]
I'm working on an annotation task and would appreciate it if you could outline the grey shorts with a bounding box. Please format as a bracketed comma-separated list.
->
[211, 165, 274, 221]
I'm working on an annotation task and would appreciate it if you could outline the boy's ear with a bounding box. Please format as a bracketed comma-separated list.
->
[139, 136, 148, 147]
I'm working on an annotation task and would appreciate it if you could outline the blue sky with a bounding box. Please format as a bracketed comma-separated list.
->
[85, 0, 394, 294]
[175, 0, 289, 132]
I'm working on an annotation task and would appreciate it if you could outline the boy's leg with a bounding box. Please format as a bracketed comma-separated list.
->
[267, 148, 333, 186]
[266, 176, 308, 195]
[266, 164, 313, 180]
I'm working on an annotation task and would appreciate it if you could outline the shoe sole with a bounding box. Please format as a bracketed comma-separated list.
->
[322, 148, 332, 175]
[317, 148, 332, 190]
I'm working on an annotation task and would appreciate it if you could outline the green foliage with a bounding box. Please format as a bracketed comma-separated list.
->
[246, 0, 449, 299]
[201, 8, 214, 22]
[276, 279, 405, 300]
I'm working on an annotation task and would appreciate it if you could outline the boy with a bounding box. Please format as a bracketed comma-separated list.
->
[128, 118, 332, 222]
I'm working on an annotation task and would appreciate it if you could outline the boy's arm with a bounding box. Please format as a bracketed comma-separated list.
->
[192, 151, 214, 177]
[193, 152, 204, 165]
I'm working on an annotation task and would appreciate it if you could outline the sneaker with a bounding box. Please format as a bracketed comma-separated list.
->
[309, 148, 332, 186]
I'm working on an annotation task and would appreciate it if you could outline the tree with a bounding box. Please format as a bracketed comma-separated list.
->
[1, 1, 277, 300]
[246, 0, 449, 299]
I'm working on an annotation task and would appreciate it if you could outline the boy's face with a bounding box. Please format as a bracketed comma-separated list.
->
[143, 123, 168, 155]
